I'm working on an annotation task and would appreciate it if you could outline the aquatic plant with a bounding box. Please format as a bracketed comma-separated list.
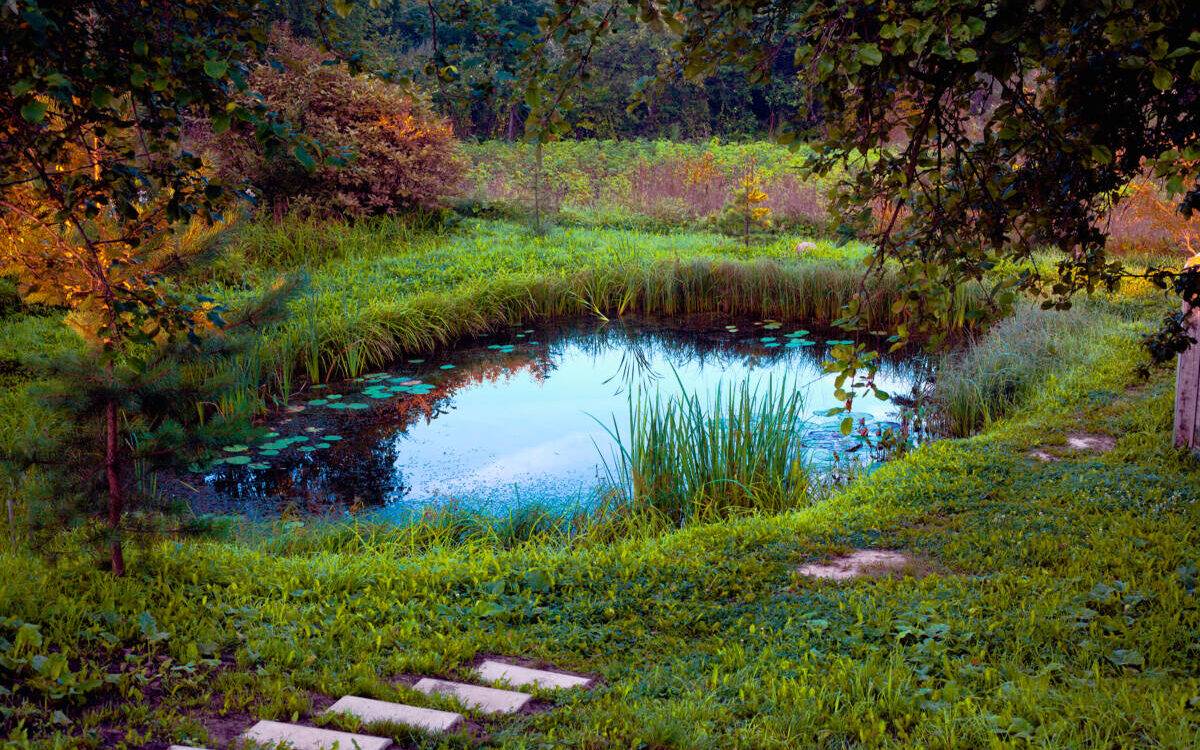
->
[600, 376, 812, 524]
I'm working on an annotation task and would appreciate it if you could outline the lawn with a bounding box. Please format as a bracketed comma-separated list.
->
[1, 214, 1198, 748]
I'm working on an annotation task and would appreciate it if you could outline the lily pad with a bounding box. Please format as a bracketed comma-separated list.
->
[408, 358, 425, 364]
[248, 462, 270, 470]
[298, 446, 316, 453]
[439, 364, 455, 370]
[346, 402, 369, 410]
[759, 337, 777, 343]
[223, 444, 249, 453]
[327, 393, 343, 400]
[764, 342, 781, 348]
[258, 450, 280, 457]
[322, 435, 342, 441]
[224, 455, 252, 465]
[307, 399, 328, 406]
[314, 442, 331, 449]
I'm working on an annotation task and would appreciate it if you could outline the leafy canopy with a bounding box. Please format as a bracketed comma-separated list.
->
[541, 0, 1200, 364]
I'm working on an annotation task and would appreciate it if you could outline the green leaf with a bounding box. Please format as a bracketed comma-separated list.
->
[203, 59, 228, 79]
[857, 44, 883, 66]
[956, 48, 978, 63]
[90, 87, 112, 108]
[292, 144, 316, 170]
[1152, 68, 1173, 91]
[20, 100, 47, 123]
[840, 417, 854, 436]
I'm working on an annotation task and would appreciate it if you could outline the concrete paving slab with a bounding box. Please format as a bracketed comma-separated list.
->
[412, 677, 532, 714]
[476, 660, 592, 689]
[324, 696, 462, 733]
[241, 720, 391, 750]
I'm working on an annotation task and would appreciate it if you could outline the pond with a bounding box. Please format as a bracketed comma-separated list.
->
[185, 317, 930, 520]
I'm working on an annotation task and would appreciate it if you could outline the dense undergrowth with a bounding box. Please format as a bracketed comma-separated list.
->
[1, 279, 1198, 747]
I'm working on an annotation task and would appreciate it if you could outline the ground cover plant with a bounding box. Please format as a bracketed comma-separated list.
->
[1, 277, 1199, 748]
[3, 1, 1200, 748]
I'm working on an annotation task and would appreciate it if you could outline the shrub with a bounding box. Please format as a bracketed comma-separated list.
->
[204, 29, 464, 218]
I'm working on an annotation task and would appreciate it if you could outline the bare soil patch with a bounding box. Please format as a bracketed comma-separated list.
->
[796, 549, 934, 581]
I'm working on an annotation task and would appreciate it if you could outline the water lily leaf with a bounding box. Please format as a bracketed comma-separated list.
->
[223, 444, 249, 453]
[258, 450, 280, 457]
[315, 443, 331, 449]
[326, 394, 343, 400]
[298, 446, 316, 452]
[763, 342, 780, 348]
[248, 462, 270, 470]
[487, 344, 504, 350]
[307, 399, 328, 406]
[224, 455, 252, 465]
[408, 358, 425, 364]
[346, 402, 369, 410]
[440, 364, 455, 370]
[760, 337, 777, 343]
[322, 435, 342, 441]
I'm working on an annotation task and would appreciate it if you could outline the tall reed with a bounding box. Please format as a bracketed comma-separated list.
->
[599, 376, 812, 525]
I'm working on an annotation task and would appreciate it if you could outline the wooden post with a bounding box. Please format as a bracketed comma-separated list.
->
[1175, 301, 1200, 452]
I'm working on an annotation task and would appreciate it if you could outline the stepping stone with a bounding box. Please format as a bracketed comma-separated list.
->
[413, 677, 532, 715]
[241, 720, 391, 750]
[476, 660, 592, 690]
[325, 696, 462, 733]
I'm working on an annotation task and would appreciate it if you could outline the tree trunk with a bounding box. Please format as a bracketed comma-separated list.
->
[1175, 301, 1200, 453]
[105, 398, 125, 576]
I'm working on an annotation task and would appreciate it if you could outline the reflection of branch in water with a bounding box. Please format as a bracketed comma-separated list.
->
[602, 322, 662, 394]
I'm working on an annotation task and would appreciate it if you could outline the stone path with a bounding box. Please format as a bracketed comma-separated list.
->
[243, 720, 391, 750]
[226, 659, 591, 749]
[413, 678, 532, 714]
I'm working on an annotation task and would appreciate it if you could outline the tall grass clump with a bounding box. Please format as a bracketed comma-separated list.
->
[600, 377, 812, 525]
[933, 302, 1101, 436]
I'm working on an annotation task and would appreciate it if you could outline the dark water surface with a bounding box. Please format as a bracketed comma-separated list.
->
[189, 317, 928, 519]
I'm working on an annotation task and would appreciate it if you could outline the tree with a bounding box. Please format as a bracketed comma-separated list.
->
[0, 1, 318, 573]
[538, 0, 1200, 426]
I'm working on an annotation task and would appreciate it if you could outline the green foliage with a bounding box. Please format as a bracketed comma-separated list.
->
[600, 377, 812, 524]
[0, 290, 1198, 746]
[461, 139, 831, 232]
[614, 0, 1200, 355]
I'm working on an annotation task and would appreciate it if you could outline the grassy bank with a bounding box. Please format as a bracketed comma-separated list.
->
[202, 217, 981, 414]
[1, 286, 1198, 748]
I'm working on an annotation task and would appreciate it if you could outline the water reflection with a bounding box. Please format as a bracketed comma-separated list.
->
[191, 317, 928, 519]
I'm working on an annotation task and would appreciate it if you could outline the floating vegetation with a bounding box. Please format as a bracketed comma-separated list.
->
[197, 318, 924, 518]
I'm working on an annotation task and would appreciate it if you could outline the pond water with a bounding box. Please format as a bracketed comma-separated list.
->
[187, 317, 929, 519]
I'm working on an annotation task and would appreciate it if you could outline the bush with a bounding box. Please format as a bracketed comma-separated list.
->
[205, 29, 464, 218]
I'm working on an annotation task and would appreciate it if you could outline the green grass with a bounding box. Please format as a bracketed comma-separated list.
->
[2, 259, 1199, 746]
[599, 376, 813, 525]
[198, 216, 982, 415]
[1, 202, 1198, 747]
